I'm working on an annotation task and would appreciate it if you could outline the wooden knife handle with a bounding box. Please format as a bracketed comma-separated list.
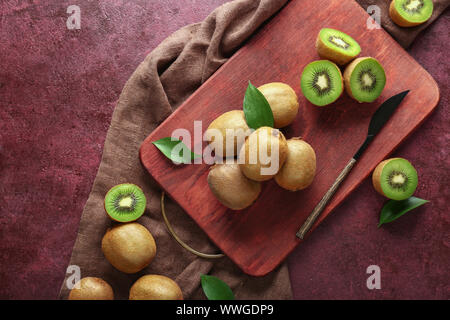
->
[296, 158, 357, 239]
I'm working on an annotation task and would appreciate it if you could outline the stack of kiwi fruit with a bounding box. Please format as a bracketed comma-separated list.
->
[301, 27, 386, 106]
[206, 83, 317, 210]
[68, 183, 183, 300]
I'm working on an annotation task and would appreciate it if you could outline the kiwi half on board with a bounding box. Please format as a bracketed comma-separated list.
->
[343, 57, 386, 103]
[389, 0, 434, 27]
[316, 28, 361, 65]
[104, 183, 147, 222]
[372, 158, 418, 201]
[300, 60, 343, 106]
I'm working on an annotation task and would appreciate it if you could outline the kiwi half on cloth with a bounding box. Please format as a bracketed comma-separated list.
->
[389, 0, 434, 27]
[343, 57, 386, 103]
[104, 183, 147, 222]
[300, 60, 343, 106]
[372, 158, 418, 201]
[316, 28, 361, 65]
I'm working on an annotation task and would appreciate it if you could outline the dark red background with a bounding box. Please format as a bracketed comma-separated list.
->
[0, 1, 448, 299]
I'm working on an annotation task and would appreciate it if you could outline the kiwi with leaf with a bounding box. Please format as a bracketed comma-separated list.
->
[372, 158, 418, 201]
[343, 57, 386, 103]
[389, 0, 434, 27]
[104, 183, 146, 222]
[257, 82, 299, 128]
[316, 28, 361, 65]
[300, 60, 344, 107]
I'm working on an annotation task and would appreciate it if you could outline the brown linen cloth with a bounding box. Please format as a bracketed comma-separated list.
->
[59, 0, 448, 300]
[357, 0, 449, 48]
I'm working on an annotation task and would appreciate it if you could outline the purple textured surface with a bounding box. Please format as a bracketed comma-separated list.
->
[0, 1, 448, 299]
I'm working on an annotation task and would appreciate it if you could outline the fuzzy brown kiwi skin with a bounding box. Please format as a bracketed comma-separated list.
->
[104, 183, 145, 222]
[205, 110, 250, 158]
[372, 158, 402, 197]
[315, 36, 356, 65]
[101, 223, 156, 274]
[257, 83, 299, 128]
[207, 162, 261, 210]
[238, 127, 288, 182]
[69, 277, 114, 300]
[129, 275, 183, 300]
[275, 138, 316, 191]
[389, 1, 427, 27]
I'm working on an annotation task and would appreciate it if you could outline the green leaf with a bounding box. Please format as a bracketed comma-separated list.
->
[200, 274, 235, 300]
[243, 81, 274, 129]
[378, 196, 429, 227]
[152, 137, 200, 164]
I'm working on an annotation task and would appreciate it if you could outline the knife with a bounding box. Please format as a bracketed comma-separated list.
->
[296, 90, 410, 239]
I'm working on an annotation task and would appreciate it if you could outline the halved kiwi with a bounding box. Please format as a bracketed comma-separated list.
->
[104, 183, 146, 222]
[316, 28, 361, 65]
[389, 0, 434, 27]
[343, 57, 386, 103]
[372, 158, 418, 201]
[300, 60, 343, 106]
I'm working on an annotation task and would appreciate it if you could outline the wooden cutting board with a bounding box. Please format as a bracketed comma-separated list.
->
[139, 0, 439, 276]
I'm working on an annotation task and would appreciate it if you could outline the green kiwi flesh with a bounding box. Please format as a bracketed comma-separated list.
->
[394, 0, 433, 24]
[346, 57, 386, 103]
[300, 60, 343, 106]
[104, 184, 146, 222]
[319, 28, 361, 59]
[380, 158, 418, 200]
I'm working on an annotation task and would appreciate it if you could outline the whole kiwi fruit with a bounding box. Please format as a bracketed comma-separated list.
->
[372, 157, 418, 200]
[205, 110, 250, 158]
[101, 222, 156, 274]
[239, 127, 288, 181]
[208, 162, 262, 210]
[68, 277, 114, 300]
[257, 82, 299, 128]
[129, 275, 183, 300]
[275, 138, 316, 191]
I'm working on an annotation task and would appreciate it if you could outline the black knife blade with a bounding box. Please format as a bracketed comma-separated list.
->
[353, 90, 410, 160]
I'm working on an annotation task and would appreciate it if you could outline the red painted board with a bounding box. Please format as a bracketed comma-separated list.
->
[139, 0, 439, 276]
